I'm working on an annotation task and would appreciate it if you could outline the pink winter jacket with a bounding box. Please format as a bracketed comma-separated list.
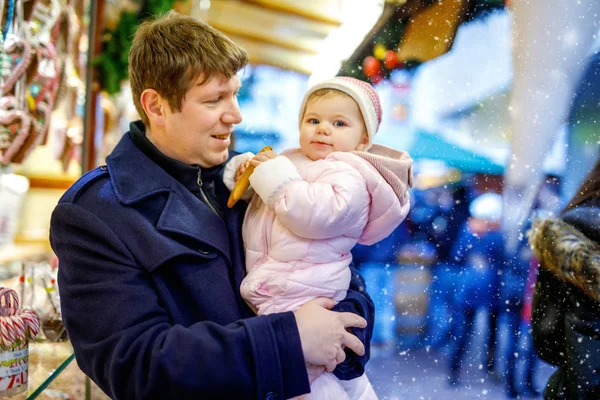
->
[224, 144, 413, 315]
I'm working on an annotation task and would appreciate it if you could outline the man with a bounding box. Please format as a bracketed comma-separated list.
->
[50, 11, 373, 399]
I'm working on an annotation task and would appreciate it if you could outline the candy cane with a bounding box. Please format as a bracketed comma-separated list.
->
[18, 309, 39, 340]
[9, 315, 25, 342]
[0, 319, 15, 350]
[0, 288, 19, 314]
[0, 287, 31, 397]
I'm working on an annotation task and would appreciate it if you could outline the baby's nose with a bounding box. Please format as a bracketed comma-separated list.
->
[317, 123, 331, 135]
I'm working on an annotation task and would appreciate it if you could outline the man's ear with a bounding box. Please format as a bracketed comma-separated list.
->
[140, 89, 166, 127]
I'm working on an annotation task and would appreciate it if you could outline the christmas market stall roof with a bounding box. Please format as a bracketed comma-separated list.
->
[99, 0, 384, 93]
[410, 130, 504, 174]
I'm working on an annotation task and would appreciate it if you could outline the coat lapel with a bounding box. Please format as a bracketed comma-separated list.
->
[157, 187, 231, 264]
[106, 133, 231, 264]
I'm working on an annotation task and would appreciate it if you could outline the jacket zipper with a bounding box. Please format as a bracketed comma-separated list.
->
[197, 170, 220, 216]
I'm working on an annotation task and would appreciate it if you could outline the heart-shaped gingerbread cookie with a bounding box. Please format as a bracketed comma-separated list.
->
[2, 37, 33, 94]
[0, 109, 32, 164]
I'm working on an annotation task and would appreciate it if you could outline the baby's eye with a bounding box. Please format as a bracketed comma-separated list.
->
[308, 118, 319, 124]
[333, 121, 346, 127]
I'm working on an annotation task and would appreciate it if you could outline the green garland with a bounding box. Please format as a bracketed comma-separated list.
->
[95, 0, 175, 94]
[339, 19, 407, 82]
[339, 0, 506, 82]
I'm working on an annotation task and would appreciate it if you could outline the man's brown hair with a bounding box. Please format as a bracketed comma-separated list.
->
[129, 11, 248, 126]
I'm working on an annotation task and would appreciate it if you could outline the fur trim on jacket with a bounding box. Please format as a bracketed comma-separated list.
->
[529, 216, 600, 304]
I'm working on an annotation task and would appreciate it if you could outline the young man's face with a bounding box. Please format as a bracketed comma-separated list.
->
[299, 93, 368, 161]
[156, 74, 242, 168]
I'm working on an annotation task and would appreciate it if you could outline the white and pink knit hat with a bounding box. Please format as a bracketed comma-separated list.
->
[298, 76, 382, 150]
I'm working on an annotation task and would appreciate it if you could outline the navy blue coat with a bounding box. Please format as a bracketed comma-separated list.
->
[50, 132, 374, 400]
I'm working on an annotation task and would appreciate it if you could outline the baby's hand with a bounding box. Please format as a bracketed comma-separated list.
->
[234, 160, 251, 182]
[249, 150, 277, 167]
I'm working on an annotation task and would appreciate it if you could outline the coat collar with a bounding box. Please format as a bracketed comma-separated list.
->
[129, 120, 202, 196]
[106, 131, 172, 205]
[105, 131, 231, 262]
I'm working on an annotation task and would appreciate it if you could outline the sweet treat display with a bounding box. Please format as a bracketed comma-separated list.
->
[0, 287, 40, 397]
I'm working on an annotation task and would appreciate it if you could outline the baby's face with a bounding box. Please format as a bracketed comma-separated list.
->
[299, 93, 368, 161]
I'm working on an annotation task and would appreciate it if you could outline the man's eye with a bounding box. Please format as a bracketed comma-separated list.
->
[208, 97, 221, 104]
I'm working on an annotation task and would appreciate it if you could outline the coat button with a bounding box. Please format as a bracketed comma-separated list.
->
[100, 165, 107, 171]
[198, 249, 210, 255]
[265, 393, 278, 400]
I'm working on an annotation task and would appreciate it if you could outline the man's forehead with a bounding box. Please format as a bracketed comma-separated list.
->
[195, 74, 241, 90]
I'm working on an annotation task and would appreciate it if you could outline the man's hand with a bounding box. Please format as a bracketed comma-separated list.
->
[249, 150, 277, 167]
[294, 297, 367, 373]
[306, 364, 326, 384]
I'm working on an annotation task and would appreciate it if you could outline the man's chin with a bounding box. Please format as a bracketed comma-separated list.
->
[212, 150, 229, 166]
[195, 150, 229, 168]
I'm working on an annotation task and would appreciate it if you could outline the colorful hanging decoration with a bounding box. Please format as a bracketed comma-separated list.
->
[339, 18, 406, 85]
[362, 56, 381, 79]
[339, 0, 505, 86]
[373, 43, 387, 60]
[384, 49, 399, 70]
[0, 0, 74, 165]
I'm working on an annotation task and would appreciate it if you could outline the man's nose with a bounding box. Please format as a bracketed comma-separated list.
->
[222, 100, 242, 124]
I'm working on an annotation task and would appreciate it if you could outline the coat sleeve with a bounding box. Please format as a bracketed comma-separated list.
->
[50, 203, 309, 400]
[331, 264, 375, 380]
[249, 156, 370, 240]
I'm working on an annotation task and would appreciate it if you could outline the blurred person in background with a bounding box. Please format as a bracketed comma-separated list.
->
[497, 238, 535, 398]
[424, 182, 473, 349]
[445, 192, 504, 387]
[508, 175, 563, 398]
[529, 155, 600, 399]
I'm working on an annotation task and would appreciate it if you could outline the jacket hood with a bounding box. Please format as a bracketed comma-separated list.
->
[529, 216, 600, 303]
[350, 144, 413, 204]
[329, 144, 413, 245]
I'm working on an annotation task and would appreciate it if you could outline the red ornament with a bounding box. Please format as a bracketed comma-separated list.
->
[384, 50, 399, 70]
[370, 74, 383, 85]
[363, 56, 381, 78]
